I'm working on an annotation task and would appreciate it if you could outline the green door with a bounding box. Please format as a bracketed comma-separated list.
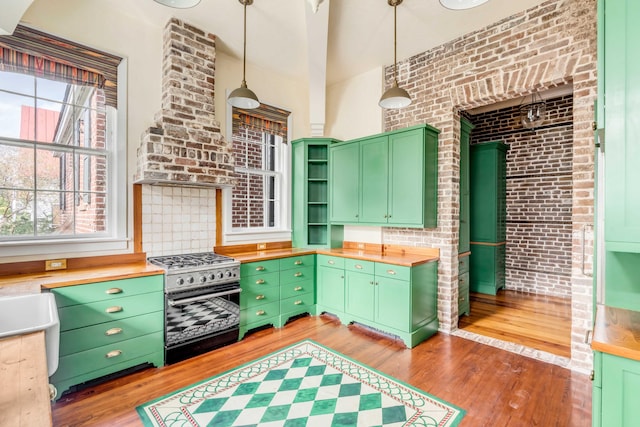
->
[345, 270, 375, 321]
[602, 353, 640, 426]
[375, 276, 410, 332]
[359, 135, 389, 224]
[388, 128, 425, 226]
[317, 266, 345, 313]
[329, 142, 360, 223]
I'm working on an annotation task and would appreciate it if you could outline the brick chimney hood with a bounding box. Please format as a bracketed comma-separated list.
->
[135, 18, 235, 188]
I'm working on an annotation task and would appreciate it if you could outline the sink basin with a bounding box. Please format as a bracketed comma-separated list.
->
[0, 293, 60, 376]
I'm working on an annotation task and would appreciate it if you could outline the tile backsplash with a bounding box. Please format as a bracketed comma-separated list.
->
[142, 185, 216, 257]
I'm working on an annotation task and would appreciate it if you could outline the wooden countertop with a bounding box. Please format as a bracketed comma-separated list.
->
[316, 247, 439, 267]
[0, 263, 164, 293]
[0, 331, 52, 427]
[592, 304, 640, 361]
[221, 248, 317, 263]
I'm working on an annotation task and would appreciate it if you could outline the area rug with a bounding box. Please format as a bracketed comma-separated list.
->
[137, 340, 465, 427]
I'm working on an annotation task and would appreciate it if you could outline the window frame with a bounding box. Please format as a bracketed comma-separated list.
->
[223, 96, 292, 244]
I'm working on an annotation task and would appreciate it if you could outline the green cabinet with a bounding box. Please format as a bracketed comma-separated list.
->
[593, 351, 640, 427]
[329, 124, 439, 228]
[469, 141, 508, 295]
[292, 138, 343, 248]
[50, 275, 164, 398]
[317, 254, 438, 348]
[459, 118, 473, 254]
[458, 254, 470, 316]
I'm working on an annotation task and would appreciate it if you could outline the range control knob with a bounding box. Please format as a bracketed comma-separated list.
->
[176, 278, 184, 286]
[208, 273, 216, 281]
[199, 276, 207, 283]
[187, 276, 194, 284]
[217, 272, 224, 279]
[225, 271, 232, 278]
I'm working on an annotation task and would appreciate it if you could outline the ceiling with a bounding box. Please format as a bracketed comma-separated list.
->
[81, 0, 549, 86]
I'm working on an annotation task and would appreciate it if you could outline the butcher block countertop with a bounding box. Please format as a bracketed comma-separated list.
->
[0, 331, 52, 427]
[592, 304, 640, 361]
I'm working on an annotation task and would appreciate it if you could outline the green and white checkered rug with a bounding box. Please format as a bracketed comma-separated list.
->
[137, 340, 464, 427]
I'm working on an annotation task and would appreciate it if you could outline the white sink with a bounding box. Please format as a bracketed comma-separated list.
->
[0, 293, 60, 376]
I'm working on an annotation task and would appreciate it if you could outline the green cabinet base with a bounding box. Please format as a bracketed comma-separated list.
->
[345, 316, 439, 349]
[470, 243, 505, 295]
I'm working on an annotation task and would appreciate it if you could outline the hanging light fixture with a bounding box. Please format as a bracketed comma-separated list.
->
[154, 0, 201, 8]
[228, 0, 260, 109]
[379, 0, 412, 109]
[439, 0, 489, 10]
[519, 91, 547, 129]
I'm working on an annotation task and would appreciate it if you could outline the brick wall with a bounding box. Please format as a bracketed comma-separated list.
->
[468, 95, 573, 297]
[231, 128, 266, 228]
[380, 0, 596, 372]
[136, 18, 235, 187]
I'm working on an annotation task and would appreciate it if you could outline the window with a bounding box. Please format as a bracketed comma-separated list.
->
[0, 25, 125, 256]
[224, 102, 291, 243]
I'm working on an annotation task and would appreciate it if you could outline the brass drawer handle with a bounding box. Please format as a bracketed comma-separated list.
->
[256, 310, 266, 316]
[105, 288, 123, 294]
[328, 260, 335, 265]
[294, 260, 303, 265]
[105, 306, 123, 313]
[459, 297, 465, 301]
[256, 295, 265, 300]
[105, 327, 123, 336]
[355, 264, 363, 269]
[256, 279, 265, 285]
[294, 272, 303, 277]
[294, 300, 303, 305]
[294, 286, 303, 291]
[387, 269, 396, 275]
[255, 266, 265, 271]
[105, 350, 122, 358]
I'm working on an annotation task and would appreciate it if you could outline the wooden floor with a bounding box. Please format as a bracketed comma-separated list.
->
[458, 290, 572, 358]
[51, 314, 591, 427]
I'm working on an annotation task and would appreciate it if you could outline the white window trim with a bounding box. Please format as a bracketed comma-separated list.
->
[0, 59, 129, 259]
[223, 93, 291, 244]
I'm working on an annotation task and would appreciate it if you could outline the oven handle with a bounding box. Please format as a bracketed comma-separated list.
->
[167, 288, 242, 307]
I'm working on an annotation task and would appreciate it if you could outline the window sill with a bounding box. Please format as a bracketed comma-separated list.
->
[224, 229, 292, 245]
[0, 238, 130, 261]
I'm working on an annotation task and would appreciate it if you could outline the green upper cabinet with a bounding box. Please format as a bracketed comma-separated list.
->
[459, 118, 473, 254]
[292, 138, 343, 248]
[329, 141, 360, 224]
[603, 0, 640, 252]
[330, 124, 439, 228]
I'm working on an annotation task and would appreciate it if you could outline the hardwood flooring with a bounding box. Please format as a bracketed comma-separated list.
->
[51, 314, 591, 427]
[458, 290, 572, 358]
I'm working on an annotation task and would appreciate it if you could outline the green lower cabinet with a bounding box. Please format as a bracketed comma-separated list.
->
[458, 254, 470, 316]
[595, 351, 640, 426]
[316, 255, 346, 319]
[345, 260, 376, 322]
[469, 243, 505, 295]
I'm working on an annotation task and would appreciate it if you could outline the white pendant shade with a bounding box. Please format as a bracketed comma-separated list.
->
[228, 83, 260, 109]
[154, 0, 201, 9]
[439, 0, 489, 10]
[379, 84, 412, 109]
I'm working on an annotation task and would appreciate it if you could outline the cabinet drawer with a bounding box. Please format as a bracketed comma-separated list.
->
[279, 266, 314, 285]
[280, 294, 314, 312]
[52, 331, 163, 382]
[59, 310, 163, 356]
[240, 285, 280, 310]
[345, 259, 375, 274]
[375, 263, 410, 281]
[240, 259, 280, 277]
[241, 301, 279, 324]
[459, 271, 469, 289]
[240, 271, 279, 289]
[281, 280, 314, 300]
[280, 255, 315, 270]
[317, 254, 345, 269]
[459, 255, 470, 274]
[58, 292, 164, 331]
[52, 275, 164, 308]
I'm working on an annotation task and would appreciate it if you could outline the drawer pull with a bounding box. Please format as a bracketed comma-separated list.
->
[255, 266, 265, 271]
[105, 350, 122, 359]
[387, 269, 396, 275]
[294, 286, 303, 291]
[294, 300, 303, 305]
[459, 297, 465, 301]
[294, 272, 303, 277]
[256, 294, 265, 300]
[105, 287, 123, 295]
[105, 327, 123, 336]
[369, 281, 374, 285]
[256, 310, 266, 316]
[294, 260, 303, 265]
[256, 279, 265, 285]
[328, 260, 335, 265]
[105, 306, 123, 313]
[355, 264, 363, 269]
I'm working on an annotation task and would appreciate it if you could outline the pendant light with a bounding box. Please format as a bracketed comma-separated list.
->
[153, 0, 201, 8]
[439, 0, 489, 10]
[519, 91, 546, 129]
[379, 0, 412, 109]
[228, 0, 260, 109]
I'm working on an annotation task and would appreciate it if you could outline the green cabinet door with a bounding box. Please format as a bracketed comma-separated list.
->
[603, 0, 640, 252]
[329, 142, 360, 223]
[316, 265, 345, 314]
[601, 353, 640, 426]
[375, 276, 410, 332]
[359, 136, 389, 224]
[345, 270, 375, 321]
[388, 128, 426, 226]
[459, 118, 473, 254]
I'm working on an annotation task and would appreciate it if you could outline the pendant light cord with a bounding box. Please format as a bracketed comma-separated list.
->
[393, 3, 398, 86]
[242, 1, 247, 86]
